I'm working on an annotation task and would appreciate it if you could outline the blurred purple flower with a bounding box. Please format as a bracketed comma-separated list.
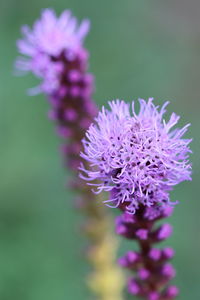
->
[15, 6, 99, 244]
[16, 8, 90, 94]
[15, 9, 97, 162]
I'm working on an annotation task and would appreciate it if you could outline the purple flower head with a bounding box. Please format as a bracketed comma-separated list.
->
[16, 9, 90, 94]
[80, 99, 192, 213]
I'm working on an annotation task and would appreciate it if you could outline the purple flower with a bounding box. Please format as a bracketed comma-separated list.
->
[16, 9, 90, 94]
[15, 9, 97, 152]
[80, 98, 192, 298]
[80, 98, 192, 213]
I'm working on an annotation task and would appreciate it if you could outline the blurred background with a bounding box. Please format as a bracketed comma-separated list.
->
[0, 0, 200, 299]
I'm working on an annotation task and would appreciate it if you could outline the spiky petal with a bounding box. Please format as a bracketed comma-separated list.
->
[81, 99, 192, 213]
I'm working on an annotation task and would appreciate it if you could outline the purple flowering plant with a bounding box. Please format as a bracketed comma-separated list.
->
[16, 9, 124, 299]
[81, 98, 192, 299]
[16, 8, 97, 171]
[15, 7, 192, 299]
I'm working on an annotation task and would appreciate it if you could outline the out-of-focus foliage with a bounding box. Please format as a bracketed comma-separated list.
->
[0, 0, 199, 299]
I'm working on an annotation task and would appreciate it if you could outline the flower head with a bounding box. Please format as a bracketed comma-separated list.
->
[80, 99, 192, 213]
[16, 9, 90, 94]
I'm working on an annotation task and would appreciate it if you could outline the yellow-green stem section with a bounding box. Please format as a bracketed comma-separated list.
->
[82, 193, 125, 300]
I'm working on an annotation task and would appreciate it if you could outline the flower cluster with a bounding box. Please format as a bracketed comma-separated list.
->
[81, 99, 192, 213]
[16, 8, 90, 95]
[117, 204, 178, 299]
[16, 8, 97, 169]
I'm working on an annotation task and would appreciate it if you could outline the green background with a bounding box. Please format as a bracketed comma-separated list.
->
[0, 0, 199, 299]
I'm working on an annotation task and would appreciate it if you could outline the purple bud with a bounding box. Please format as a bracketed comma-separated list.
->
[118, 256, 128, 267]
[68, 70, 81, 82]
[157, 224, 173, 240]
[162, 247, 175, 259]
[77, 48, 89, 61]
[162, 206, 174, 218]
[83, 73, 93, 85]
[165, 285, 179, 298]
[70, 86, 80, 98]
[138, 268, 150, 280]
[123, 212, 136, 223]
[128, 278, 140, 295]
[64, 108, 78, 121]
[116, 224, 127, 235]
[149, 248, 161, 261]
[54, 62, 64, 73]
[136, 229, 148, 240]
[49, 96, 61, 108]
[81, 86, 93, 99]
[162, 263, 176, 279]
[126, 251, 139, 263]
